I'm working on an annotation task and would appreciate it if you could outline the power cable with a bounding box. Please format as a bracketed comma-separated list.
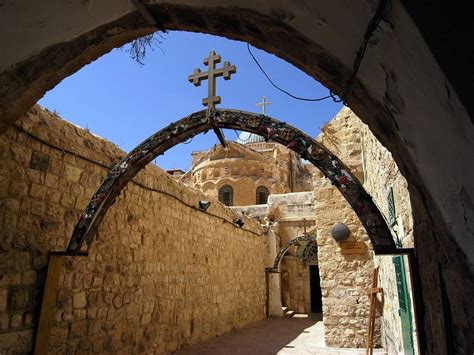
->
[247, 43, 337, 103]
[247, 0, 390, 105]
[13, 123, 264, 237]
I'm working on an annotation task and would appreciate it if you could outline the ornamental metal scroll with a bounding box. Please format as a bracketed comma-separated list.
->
[298, 238, 318, 264]
[66, 109, 396, 254]
[266, 235, 316, 273]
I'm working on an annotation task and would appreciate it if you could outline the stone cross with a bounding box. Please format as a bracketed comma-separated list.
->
[188, 51, 237, 112]
[256, 96, 272, 115]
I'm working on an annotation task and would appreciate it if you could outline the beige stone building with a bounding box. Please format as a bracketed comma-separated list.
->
[173, 107, 418, 351]
[0, 105, 418, 353]
[180, 132, 313, 206]
[2, 3, 473, 353]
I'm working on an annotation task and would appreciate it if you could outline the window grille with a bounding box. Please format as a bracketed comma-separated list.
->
[387, 186, 397, 226]
[256, 186, 270, 205]
[218, 185, 234, 206]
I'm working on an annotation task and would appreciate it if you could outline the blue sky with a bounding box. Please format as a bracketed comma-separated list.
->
[39, 31, 342, 171]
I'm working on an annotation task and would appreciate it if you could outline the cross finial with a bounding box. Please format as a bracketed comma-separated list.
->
[188, 51, 237, 114]
[302, 218, 308, 236]
[256, 96, 272, 115]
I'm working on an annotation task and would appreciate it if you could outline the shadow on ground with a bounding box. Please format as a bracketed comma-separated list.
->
[174, 314, 324, 355]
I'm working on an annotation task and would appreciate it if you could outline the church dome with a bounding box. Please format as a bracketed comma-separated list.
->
[236, 131, 265, 144]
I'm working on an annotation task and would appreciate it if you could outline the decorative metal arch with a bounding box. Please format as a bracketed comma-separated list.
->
[67, 109, 396, 254]
[266, 235, 317, 273]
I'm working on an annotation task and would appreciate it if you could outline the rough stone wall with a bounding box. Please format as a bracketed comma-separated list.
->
[316, 109, 380, 348]
[313, 174, 380, 348]
[361, 121, 414, 247]
[279, 256, 311, 313]
[320, 106, 418, 352]
[0, 106, 268, 354]
[360, 112, 418, 354]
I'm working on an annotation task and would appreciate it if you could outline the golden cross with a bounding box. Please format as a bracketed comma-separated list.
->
[256, 96, 272, 115]
[188, 51, 237, 113]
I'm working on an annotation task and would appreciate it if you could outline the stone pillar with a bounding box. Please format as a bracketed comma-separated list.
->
[267, 228, 283, 317]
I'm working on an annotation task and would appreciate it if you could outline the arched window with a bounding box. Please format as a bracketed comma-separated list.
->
[256, 186, 270, 205]
[218, 185, 233, 206]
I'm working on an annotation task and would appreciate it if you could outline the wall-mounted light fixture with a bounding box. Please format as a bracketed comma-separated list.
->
[233, 217, 245, 228]
[331, 222, 350, 241]
[198, 200, 211, 212]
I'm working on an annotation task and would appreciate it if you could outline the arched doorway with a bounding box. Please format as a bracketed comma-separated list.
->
[267, 234, 322, 314]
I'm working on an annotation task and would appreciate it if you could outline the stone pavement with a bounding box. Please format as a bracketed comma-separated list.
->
[174, 314, 386, 355]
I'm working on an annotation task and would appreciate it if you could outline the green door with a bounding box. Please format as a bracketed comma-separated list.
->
[393, 256, 415, 354]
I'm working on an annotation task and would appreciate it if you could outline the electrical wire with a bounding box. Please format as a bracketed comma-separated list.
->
[234, 129, 253, 143]
[247, 43, 337, 102]
[247, 0, 390, 105]
[338, 0, 391, 103]
[13, 123, 264, 237]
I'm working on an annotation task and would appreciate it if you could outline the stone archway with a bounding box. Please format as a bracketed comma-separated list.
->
[1, 2, 473, 353]
[266, 234, 316, 273]
[67, 109, 395, 253]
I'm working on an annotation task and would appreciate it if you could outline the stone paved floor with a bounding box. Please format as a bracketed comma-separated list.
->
[174, 314, 386, 355]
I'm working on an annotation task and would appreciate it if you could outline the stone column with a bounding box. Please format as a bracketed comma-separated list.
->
[267, 227, 283, 317]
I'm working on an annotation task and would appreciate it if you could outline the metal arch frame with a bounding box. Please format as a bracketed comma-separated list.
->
[66, 109, 396, 254]
[266, 235, 316, 273]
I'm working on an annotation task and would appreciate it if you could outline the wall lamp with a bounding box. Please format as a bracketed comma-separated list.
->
[198, 200, 211, 212]
[232, 217, 245, 228]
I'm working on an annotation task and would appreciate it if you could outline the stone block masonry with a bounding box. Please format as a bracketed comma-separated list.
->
[316, 109, 381, 348]
[313, 175, 380, 348]
[318, 107, 418, 353]
[0, 106, 268, 353]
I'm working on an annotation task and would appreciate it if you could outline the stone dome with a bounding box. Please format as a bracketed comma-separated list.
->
[236, 131, 265, 144]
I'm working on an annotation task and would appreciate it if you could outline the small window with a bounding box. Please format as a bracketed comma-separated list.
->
[256, 186, 269, 205]
[218, 185, 234, 206]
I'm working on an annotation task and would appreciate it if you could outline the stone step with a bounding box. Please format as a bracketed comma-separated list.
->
[284, 310, 295, 318]
[282, 306, 289, 313]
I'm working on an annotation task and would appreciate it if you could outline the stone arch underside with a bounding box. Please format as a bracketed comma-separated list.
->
[67, 109, 395, 253]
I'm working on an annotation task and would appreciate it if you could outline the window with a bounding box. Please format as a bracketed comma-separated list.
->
[256, 186, 270, 205]
[218, 185, 233, 206]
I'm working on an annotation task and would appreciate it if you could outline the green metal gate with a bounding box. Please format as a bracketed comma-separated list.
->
[393, 255, 415, 354]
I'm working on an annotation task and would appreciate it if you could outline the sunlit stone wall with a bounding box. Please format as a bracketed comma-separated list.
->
[0, 106, 267, 354]
[319, 106, 418, 352]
